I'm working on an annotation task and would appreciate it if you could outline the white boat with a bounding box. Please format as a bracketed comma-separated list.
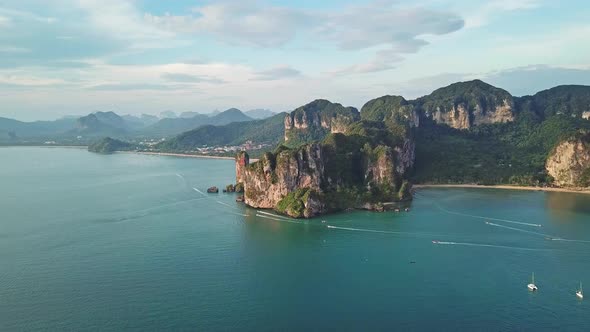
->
[527, 272, 538, 291]
[576, 282, 583, 299]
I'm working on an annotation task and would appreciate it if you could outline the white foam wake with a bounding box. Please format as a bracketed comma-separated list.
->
[434, 240, 551, 251]
[485, 222, 550, 237]
[256, 210, 295, 221]
[436, 204, 541, 227]
[255, 213, 301, 224]
[216, 200, 233, 208]
[550, 238, 590, 244]
[326, 225, 435, 237]
[193, 187, 206, 196]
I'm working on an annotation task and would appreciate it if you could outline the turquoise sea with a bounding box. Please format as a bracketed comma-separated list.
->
[1, 147, 590, 331]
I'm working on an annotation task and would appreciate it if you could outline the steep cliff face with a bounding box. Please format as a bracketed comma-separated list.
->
[235, 151, 250, 184]
[394, 138, 415, 176]
[242, 144, 325, 211]
[546, 132, 590, 187]
[240, 128, 414, 218]
[361, 95, 419, 128]
[284, 99, 360, 146]
[418, 80, 515, 130]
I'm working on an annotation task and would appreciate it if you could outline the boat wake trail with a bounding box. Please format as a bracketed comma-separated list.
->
[216, 200, 234, 208]
[436, 204, 541, 227]
[433, 241, 551, 251]
[327, 225, 401, 234]
[256, 211, 296, 221]
[549, 238, 590, 244]
[216, 200, 248, 216]
[256, 213, 301, 224]
[193, 187, 206, 196]
[326, 225, 440, 238]
[485, 222, 551, 237]
[92, 197, 209, 223]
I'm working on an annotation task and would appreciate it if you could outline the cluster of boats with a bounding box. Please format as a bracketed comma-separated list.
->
[527, 273, 583, 299]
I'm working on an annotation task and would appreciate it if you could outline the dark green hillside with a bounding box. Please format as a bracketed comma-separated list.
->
[143, 108, 253, 137]
[413, 115, 590, 185]
[156, 113, 286, 151]
[284, 99, 360, 147]
[416, 80, 513, 113]
[520, 85, 590, 119]
[88, 137, 134, 154]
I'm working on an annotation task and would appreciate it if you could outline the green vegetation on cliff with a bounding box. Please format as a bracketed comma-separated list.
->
[275, 188, 320, 218]
[415, 80, 513, 114]
[156, 113, 286, 151]
[522, 85, 590, 119]
[88, 137, 134, 154]
[284, 99, 360, 147]
[413, 114, 590, 185]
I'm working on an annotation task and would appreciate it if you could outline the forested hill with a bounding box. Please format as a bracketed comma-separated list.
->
[411, 83, 590, 185]
[156, 113, 286, 151]
[85, 80, 590, 188]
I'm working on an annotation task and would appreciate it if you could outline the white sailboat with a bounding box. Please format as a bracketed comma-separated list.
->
[576, 282, 583, 299]
[527, 272, 538, 291]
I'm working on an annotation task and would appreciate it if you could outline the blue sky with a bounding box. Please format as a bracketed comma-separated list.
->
[1, 0, 589, 120]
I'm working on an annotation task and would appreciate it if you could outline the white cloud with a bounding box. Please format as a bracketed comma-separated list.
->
[0, 15, 11, 27]
[329, 48, 405, 76]
[146, 1, 464, 75]
[0, 46, 31, 53]
[316, 3, 463, 50]
[161, 73, 226, 84]
[0, 74, 67, 86]
[0, 7, 57, 23]
[145, 2, 309, 47]
[466, 0, 542, 28]
[76, 0, 171, 40]
[252, 66, 301, 81]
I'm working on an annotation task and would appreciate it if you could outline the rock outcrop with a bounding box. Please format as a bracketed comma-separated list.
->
[284, 99, 360, 146]
[418, 80, 515, 130]
[239, 130, 414, 218]
[242, 144, 324, 212]
[546, 132, 590, 187]
[235, 151, 249, 184]
[394, 138, 415, 176]
[361, 95, 419, 128]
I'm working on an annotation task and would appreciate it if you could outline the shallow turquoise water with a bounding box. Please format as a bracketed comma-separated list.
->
[1, 147, 590, 331]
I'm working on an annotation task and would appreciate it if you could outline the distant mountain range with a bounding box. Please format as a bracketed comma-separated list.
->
[244, 109, 276, 119]
[0, 108, 262, 142]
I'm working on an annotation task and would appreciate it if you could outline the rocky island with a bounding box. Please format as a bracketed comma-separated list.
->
[83, 80, 590, 217]
[234, 80, 590, 218]
[235, 98, 415, 218]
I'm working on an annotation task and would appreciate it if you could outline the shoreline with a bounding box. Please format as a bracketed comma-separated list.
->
[118, 151, 260, 162]
[0, 145, 87, 149]
[118, 151, 235, 160]
[413, 184, 590, 195]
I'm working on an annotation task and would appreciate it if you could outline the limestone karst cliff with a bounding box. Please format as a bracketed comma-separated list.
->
[283, 99, 360, 146]
[237, 120, 414, 218]
[546, 132, 590, 187]
[417, 80, 515, 130]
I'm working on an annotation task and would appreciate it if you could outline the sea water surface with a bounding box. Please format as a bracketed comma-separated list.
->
[1, 147, 590, 331]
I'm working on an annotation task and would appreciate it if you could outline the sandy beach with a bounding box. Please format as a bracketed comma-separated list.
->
[119, 151, 234, 160]
[119, 151, 259, 162]
[413, 184, 590, 195]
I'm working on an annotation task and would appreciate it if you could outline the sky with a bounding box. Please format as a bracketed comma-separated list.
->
[1, 0, 590, 121]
